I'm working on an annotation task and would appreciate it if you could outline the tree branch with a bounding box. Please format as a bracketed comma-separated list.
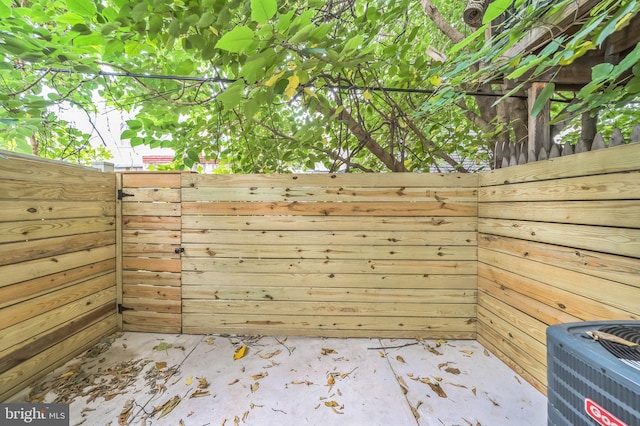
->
[421, 0, 465, 44]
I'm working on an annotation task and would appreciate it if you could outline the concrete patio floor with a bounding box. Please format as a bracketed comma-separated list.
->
[8, 332, 547, 425]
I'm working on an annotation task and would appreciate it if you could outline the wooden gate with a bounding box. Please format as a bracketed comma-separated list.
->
[118, 172, 182, 333]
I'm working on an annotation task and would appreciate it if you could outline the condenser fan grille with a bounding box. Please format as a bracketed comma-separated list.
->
[596, 325, 640, 370]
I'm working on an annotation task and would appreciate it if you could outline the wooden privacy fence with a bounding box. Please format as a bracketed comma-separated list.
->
[0, 153, 117, 401]
[1, 142, 639, 400]
[478, 142, 640, 393]
[120, 173, 182, 333]
[179, 173, 478, 338]
[119, 172, 479, 338]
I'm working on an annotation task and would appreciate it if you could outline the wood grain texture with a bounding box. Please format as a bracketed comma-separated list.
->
[0, 154, 117, 401]
[478, 143, 640, 394]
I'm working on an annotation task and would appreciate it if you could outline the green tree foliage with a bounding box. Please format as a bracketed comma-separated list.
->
[0, 0, 638, 171]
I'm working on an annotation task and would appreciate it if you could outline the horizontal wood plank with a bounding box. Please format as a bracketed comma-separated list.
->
[478, 257, 639, 320]
[182, 272, 476, 289]
[182, 313, 477, 335]
[183, 258, 477, 275]
[479, 172, 640, 202]
[182, 186, 477, 202]
[123, 216, 181, 230]
[183, 244, 477, 261]
[0, 217, 116, 244]
[0, 245, 116, 288]
[0, 274, 114, 329]
[0, 261, 114, 309]
[182, 201, 477, 217]
[0, 231, 115, 266]
[479, 143, 640, 186]
[182, 229, 477, 246]
[122, 173, 182, 188]
[478, 234, 639, 287]
[122, 202, 181, 217]
[123, 270, 181, 287]
[183, 300, 476, 318]
[478, 218, 640, 258]
[182, 285, 476, 304]
[0, 201, 115, 222]
[121, 187, 181, 203]
[479, 200, 640, 228]
[182, 215, 478, 232]
[184, 172, 478, 188]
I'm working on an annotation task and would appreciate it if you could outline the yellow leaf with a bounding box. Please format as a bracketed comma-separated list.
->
[508, 57, 521, 68]
[321, 348, 337, 355]
[251, 382, 259, 392]
[324, 400, 339, 407]
[327, 376, 335, 386]
[304, 87, 318, 99]
[264, 71, 284, 87]
[185, 376, 193, 386]
[233, 345, 247, 360]
[363, 90, 372, 100]
[429, 75, 442, 86]
[284, 74, 300, 99]
[615, 12, 634, 31]
[155, 361, 167, 370]
[396, 355, 406, 363]
[287, 61, 297, 70]
[57, 371, 75, 379]
[210, 27, 219, 36]
[461, 350, 473, 356]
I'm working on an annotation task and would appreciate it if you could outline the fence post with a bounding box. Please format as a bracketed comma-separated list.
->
[527, 82, 551, 162]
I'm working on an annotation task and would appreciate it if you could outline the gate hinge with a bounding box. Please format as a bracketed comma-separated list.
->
[117, 189, 134, 200]
[118, 303, 133, 314]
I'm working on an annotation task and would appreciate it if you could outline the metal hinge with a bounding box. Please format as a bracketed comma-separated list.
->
[118, 303, 133, 314]
[117, 189, 134, 200]
[174, 247, 185, 254]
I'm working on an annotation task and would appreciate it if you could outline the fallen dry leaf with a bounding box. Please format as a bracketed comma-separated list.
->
[197, 377, 209, 389]
[259, 349, 282, 359]
[228, 379, 240, 385]
[427, 346, 442, 356]
[472, 387, 477, 395]
[321, 348, 337, 355]
[185, 377, 193, 386]
[378, 351, 385, 357]
[427, 381, 447, 398]
[436, 339, 448, 344]
[234, 416, 239, 426]
[483, 349, 490, 357]
[324, 401, 340, 407]
[396, 355, 406, 363]
[57, 371, 75, 379]
[460, 350, 474, 356]
[154, 342, 173, 352]
[252, 372, 267, 380]
[233, 345, 248, 360]
[205, 337, 215, 345]
[155, 362, 167, 370]
[154, 395, 181, 419]
[179, 420, 185, 426]
[187, 411, 194, 417]
[327, 376, 335, 386]
[411, 404, 420, 421]
[291, 380, 314, 385]
[445, 367, 461, 375]
[397, 376, 409, 395]
[189, 389, 210, 398]
[118, 400, 133, 426]
[251, 382, 259, 393]
[242, 411, 249, 422]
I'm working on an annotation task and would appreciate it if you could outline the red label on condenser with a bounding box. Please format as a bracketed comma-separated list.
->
[585, 398, 628, 426]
